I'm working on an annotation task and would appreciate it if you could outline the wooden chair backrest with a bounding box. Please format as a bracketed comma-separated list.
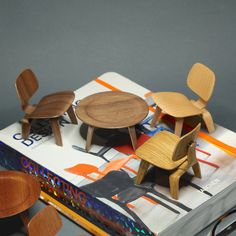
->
[15, 69, 39, 110]
[27, 205, 62, 236]
[187, 63, 215, 103]
[172, 124, 201, 162]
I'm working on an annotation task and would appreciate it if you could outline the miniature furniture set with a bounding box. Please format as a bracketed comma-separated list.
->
[14, 63, 214, 199]
[1, 63, 228, 235]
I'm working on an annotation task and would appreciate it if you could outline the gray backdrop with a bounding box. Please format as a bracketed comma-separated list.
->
[0, 1, 236, 235]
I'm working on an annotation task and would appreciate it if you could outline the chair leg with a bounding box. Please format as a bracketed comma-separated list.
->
[50, 118, 62, 146]
[175, 118, 184, 137]
[86, 125, 95, 152]
[202, 109, 215, 133]
[135, 160, 150, 185]
[67, 105, 78, 124]
[169, 168, 185, 200]
[128, 126, 137, 150]
[192, 162, 202, 178]
[21, 119, 31, 139]
[150, 106, 162, 127]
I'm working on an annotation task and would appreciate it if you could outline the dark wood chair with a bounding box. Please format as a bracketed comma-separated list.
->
[15, 69, 78, 146]
[27, 205, 62, 236]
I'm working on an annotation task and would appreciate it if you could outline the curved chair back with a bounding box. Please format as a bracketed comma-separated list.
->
[187, 63, 215, 103]
[27, 205, 62, 236]
[172, 124, 201, 161]
[15, 69, 39, 110]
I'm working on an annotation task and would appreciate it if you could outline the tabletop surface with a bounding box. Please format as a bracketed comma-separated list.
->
[75, 91, 149, 129]
[0, 171, 41, 218]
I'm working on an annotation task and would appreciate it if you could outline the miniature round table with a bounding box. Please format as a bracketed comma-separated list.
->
[75, 91, 149, 151]
[0, 170, 41, 220]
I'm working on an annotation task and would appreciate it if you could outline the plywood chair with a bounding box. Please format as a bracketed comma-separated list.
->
[151, 63, 215, 136]
[135, 124, 201, 200]
[15, 69, 78, 146]
[27, 205, 62, 236]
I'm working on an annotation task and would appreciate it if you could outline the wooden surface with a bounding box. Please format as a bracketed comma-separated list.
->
[15, 69, 78, 146]
[152, 92, 201, 118]
[187, 63, 215, 102]
[0, 170, 41, 218]
[151, 63, 215, 135]
[75, 91, 148, 129]
[76, 91, 148, 151]
[135, 124, 201, 199]
[27, 205, 62, 236]
[135, 130, 185, 170]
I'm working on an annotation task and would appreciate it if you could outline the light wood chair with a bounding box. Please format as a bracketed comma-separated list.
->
[135, 124, 201, 200]
[15, 69, 78, 146]
[151, 63, 216, 136]
[27, 205, 62, 236]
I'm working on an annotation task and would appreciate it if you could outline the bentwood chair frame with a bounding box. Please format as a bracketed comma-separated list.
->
[15, 69, 78, 146]
[135, 124, 201, 200]
[151, 63, 216, 136]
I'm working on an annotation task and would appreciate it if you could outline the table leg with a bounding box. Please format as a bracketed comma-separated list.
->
[20, 210, 30, 233]
[86, 125, 95, 152]
[128, 126, 137, 150]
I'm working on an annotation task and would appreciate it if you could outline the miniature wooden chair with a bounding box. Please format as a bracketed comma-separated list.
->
[15, 69, 78, 146]
[27, 205, 62, 236]
[151, 63, 215, 136]
[135, 124, 201, 200]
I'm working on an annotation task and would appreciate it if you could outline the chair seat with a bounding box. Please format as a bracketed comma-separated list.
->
[28, 91, 75, 119]
[152, 92, 202, 118]
[135, 131, 187, 170]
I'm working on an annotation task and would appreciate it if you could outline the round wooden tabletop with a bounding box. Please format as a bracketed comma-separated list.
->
[0, 171, 41, 218]
[75, 91, 149, 129]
